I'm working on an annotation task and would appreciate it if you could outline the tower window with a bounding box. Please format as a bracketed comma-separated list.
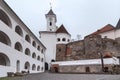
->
[50, 22, 52, 26]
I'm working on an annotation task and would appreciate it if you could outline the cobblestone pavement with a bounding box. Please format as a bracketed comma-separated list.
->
[5, 72, 120, 80]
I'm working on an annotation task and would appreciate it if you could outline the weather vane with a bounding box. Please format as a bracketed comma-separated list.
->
[50, 0, 52, 9]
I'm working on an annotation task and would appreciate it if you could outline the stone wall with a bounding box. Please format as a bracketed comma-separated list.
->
[56, 35, 120, 61]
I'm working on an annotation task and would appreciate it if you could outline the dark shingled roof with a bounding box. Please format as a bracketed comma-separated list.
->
[46, 9, 55, 15]
[56, 24, 70, 35]
[90, 24, 114, 35]
[116, 19, 120, 29]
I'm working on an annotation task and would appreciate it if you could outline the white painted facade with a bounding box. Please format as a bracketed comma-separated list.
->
[39, 9, 71, 69]
[0, 0, 45, 77]
[51, 57, 119, 66]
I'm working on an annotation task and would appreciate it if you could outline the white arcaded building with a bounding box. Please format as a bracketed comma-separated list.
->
[0, 0, 46, 77]
[39, 9, 71, 69]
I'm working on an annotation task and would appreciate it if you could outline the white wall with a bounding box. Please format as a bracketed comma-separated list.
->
[51, 57, 119, 66]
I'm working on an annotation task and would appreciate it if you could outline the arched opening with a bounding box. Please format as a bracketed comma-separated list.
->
[25, 35, 31, 43]
[16, 60, 20, 72]
[37, 46, 40, 51]
[50, 22, 52, 26]
[32, 64, 36, 71]
[0, 53, 10, 66]
[24, 61, 30, 70]
[25, 48, 31, 56]
[62, 38, 66, 41]
[15, 42, 23, 52]
[0, 9, 12, 27]
[41, 58, 44, 62]
[45, 62, 49, 70]
[41, 67, 44, 71]
[37, 56, 40, 61]
[0, 31, 11, 46]
[57, 38, 60, 42]
[51, 59, 55, 62]
[37, 66, 40, 71]
[15, 25, 23, 37]
[32, 52, 36, 59]
[32, 41, 36, 47]
[85, 67, 90, 72]
[41, 49, 44, 53]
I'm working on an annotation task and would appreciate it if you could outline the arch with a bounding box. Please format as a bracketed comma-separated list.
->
[25, 35, 31, 43]
[25, 48, 31, 56]
[57, 38, 60, 42]
[41, 49, 44, 53]
[45, 62, 48, 70]
[37, 56, 40, 60]
[85, 67, 90, 72]
[16, 60, 20, 72]
[32, 41, 36, 47]
[14, 42, 23, 52]
[0, 9, 12, 27]
[0, 53, 10, 66]
[24, 61, 30, 70]
[37, 45, 40, 51]
[41, 67, 44, 71]
[37, 66, 40, 71]
[32, 52, 36, 59]
[41, 58, 44, 62]
[32, 64, 36, 70]
[15, 25, 23, 37]
[62, 38, 66, 41]
[50, 22, 52, 26]
[51, 59, 55, 62]
[0, 31, 11, 46]
[68, 39, 70, 42]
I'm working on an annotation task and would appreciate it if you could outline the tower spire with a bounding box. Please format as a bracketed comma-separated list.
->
[50, 0, 52, 9]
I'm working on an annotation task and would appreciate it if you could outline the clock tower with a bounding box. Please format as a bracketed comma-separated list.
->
[45, 9, 57, 32]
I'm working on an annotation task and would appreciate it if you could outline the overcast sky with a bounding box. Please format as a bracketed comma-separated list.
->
[5, 0, 120, 39]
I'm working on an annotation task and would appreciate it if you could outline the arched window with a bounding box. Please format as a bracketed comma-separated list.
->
[50, 22, 52, 26]
[25, 48, 31, 56]
[0, 31, 11, 46]
[37, 56, 40, 61]
[32, 64, 36, 70]
[15, 25, 23, 37]
[57, 38, 60, 42]
[0, 53, 10, 66]
[15, 42, 23, 52]
[68, 39, 70, 42]
[32, 52, 36, 59]
[24, 61, 30, 70]
[37, 66, 40, 71]
[25, 35, 31, 43]
[62, 38, 66, 41]
[41, 67, 44, 71]
[0, 9, 12, 27]
[41, 49, 44, 53]
[32, 41, 36, 47]
[37, 46, 40, 51]
[41, 58, 44, 62]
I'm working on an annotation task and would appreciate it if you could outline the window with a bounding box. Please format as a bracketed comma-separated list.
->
[37, 46, 40, 51]
[41, 49, 44, 53]
[41, 58, 44, 62]
[37, 66, 40, 71]
[62, 38, 66, 41]
[32, 41, 36, 47]
[68, 39, 70, 42]
[25, 35, 31, 43]
[24, 62, 30, 70]
[32, 64, 36, 70]
[25, 48, 31, 56]
[0, 9, 12, 27]
[50, 22, 52, 26]
[15, 25, 23, 37]
[57, 38, 60, 42]
[0, 31, 11, 46]
[37, 56, 40, 61]
[32, 52, 36, 59]
[15, 42, 23, 52]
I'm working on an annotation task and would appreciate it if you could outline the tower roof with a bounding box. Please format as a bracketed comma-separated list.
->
[46, 9, 55, 15]
[56, 24, 70, 35]
[116, 19, 120, 29]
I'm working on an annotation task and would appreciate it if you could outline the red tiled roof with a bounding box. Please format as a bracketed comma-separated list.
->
[90, 24, 114, 35]
[56, 24, 70, 35]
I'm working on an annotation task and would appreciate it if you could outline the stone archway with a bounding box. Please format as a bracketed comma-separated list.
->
[0, 53, 10, 66]
[45, 62, 49, 70]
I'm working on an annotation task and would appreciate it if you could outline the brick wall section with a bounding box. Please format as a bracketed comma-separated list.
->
[56, 35, 120, 61]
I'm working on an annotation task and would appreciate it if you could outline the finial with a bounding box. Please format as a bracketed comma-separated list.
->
[50, 1, 52, 9]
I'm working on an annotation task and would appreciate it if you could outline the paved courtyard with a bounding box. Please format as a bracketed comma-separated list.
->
[2, 72, 120, 80]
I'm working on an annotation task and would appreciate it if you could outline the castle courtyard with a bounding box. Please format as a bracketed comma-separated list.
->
[1, 72, 120, 80]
